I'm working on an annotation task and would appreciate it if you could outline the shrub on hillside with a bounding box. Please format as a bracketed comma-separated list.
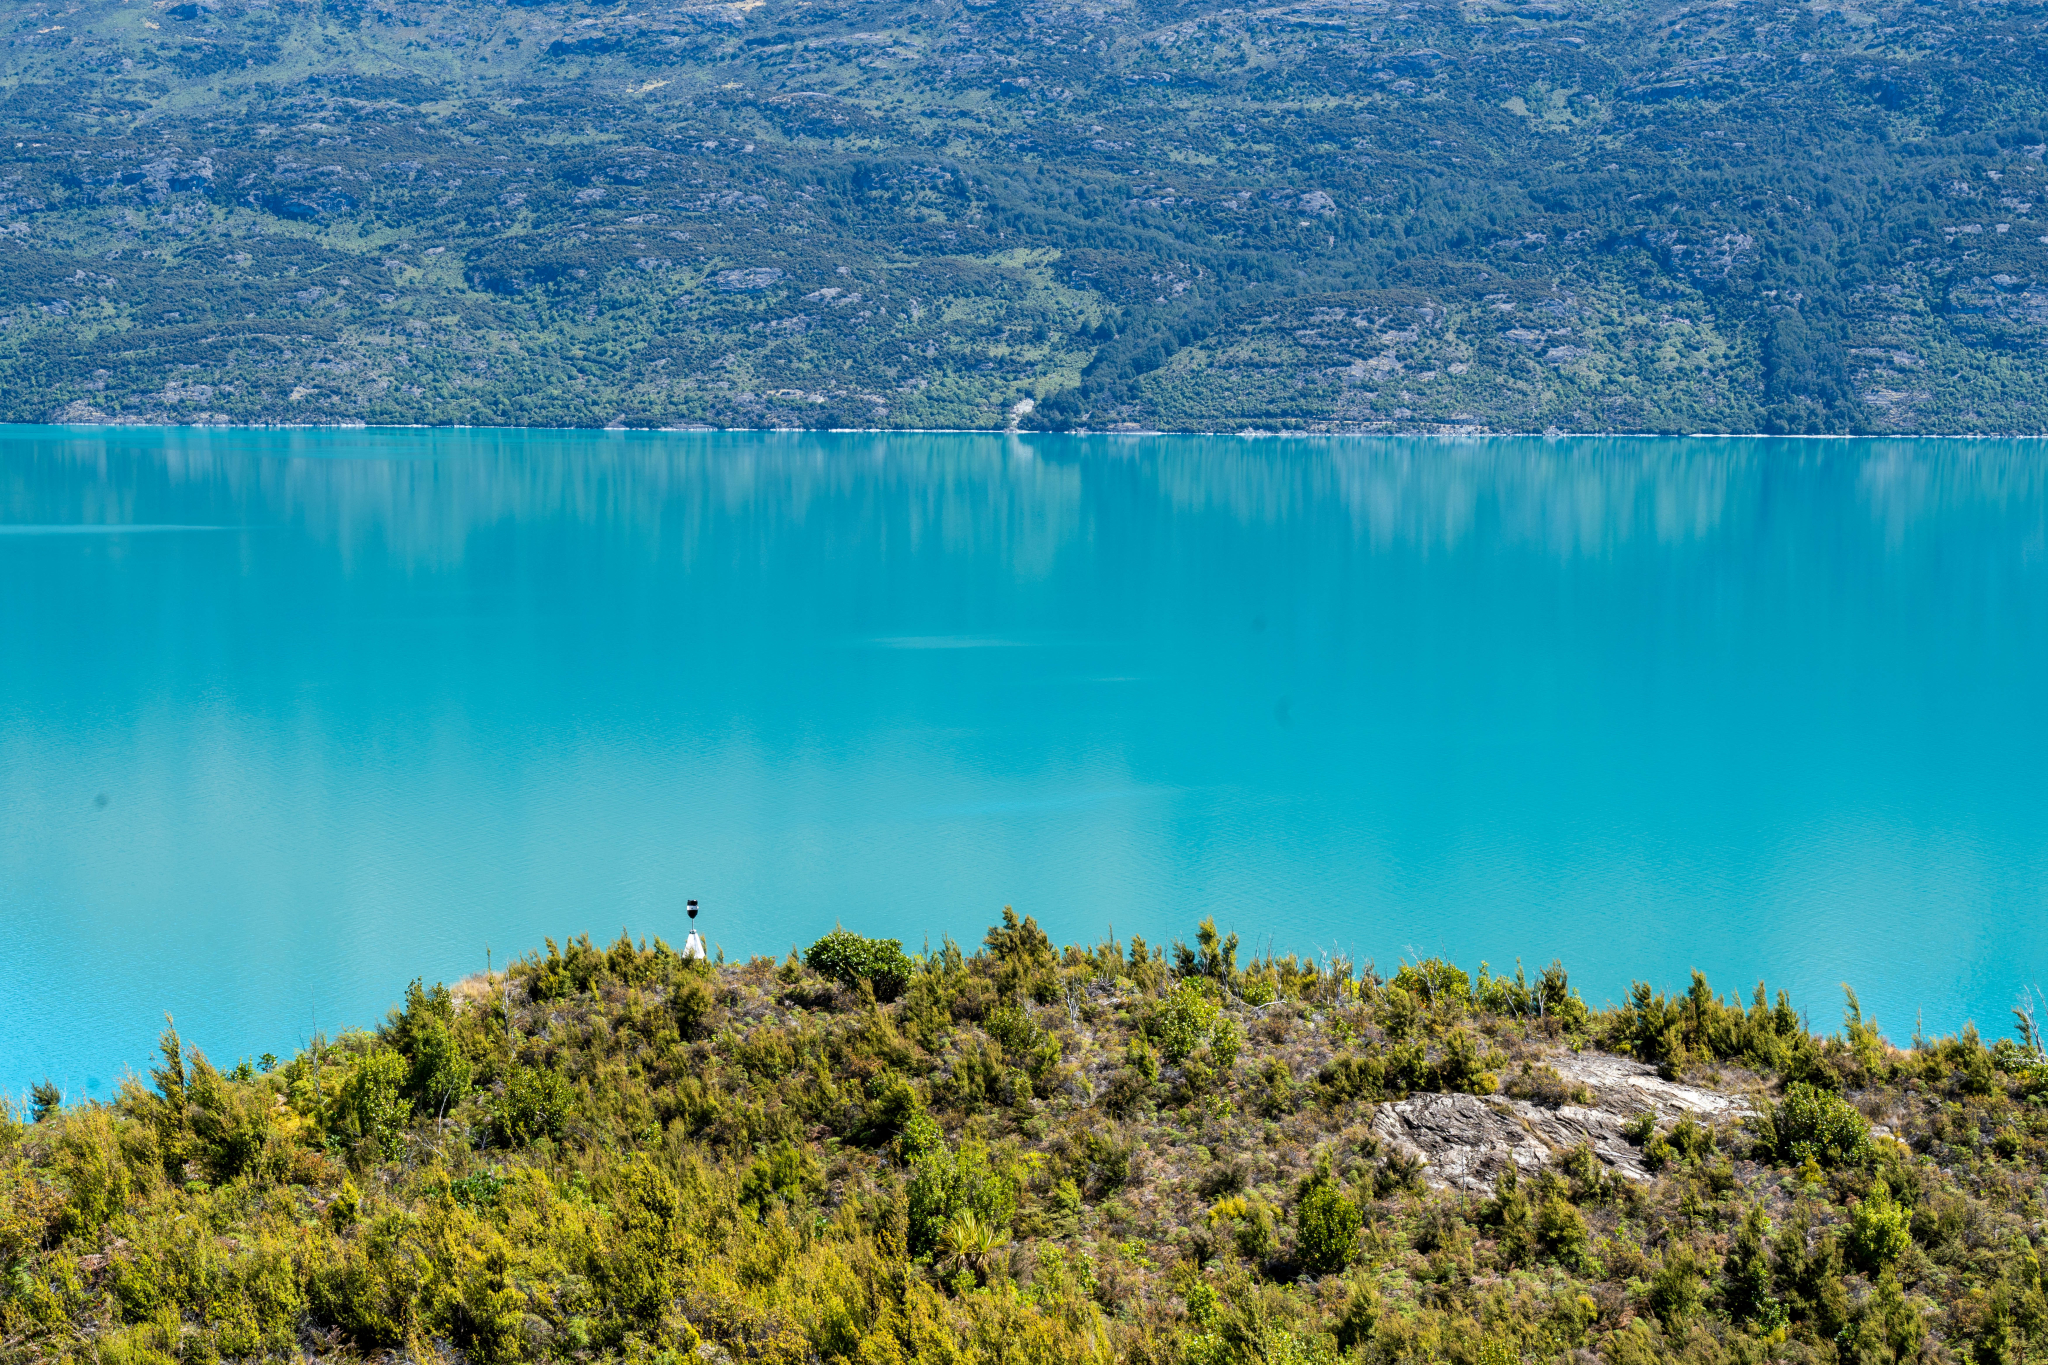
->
[494, 1064, 573, 1146]
[907, 1139, 1018, 1259]
[1294, 1161, 1360, 1274]
[329, 1050, 409, 1160]
[1759, 1083, 1873, 1169]
[1847, 1180, 1911, 1271]
[804, 929, 915, 1000]
[10, 913, 2046, 1365]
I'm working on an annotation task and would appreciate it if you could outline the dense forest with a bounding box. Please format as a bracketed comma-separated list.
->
[6, 915, 2048, 1364]
[0, 0, 2041, 432]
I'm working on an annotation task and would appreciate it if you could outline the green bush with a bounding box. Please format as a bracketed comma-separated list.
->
[906, 1138, 1018, 1258]
[740, 1140, 823, 1213]
[329, 1049, 410, 1160]
[1151, 981, 1228, 1065]
[1847, 1180, 1911, 1272]
[1429, 1029, 1500, 1095]
[53, 1110, 130, 1238]
[1647, 1245, 1710, 1331]
[1721, 1206, 1785, 1328]
[1535, 1193, 1592, 1271]
[804, 929, 915, 1000]
[671, 967, 717, 1037]
[1317, 1053, 1384, 1106]
[1294, 1168, 1360, 1274]
[494, 1064, 573, 1146]
[1208, 1194, 1278, 1261]
[1502, 1062, 1585, 1108]
[1763, 1083, 1873, 1169]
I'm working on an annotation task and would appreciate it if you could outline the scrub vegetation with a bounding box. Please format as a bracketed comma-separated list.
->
[6, 912, 2048, 1365]
[0, 0, 2044, 433]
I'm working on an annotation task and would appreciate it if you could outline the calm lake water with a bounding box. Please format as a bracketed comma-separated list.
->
[4, 427, 2046, 1094]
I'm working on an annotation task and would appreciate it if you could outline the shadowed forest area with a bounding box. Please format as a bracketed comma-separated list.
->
[6, 915, 2048, 1363]
[0, 0, 2042, 431]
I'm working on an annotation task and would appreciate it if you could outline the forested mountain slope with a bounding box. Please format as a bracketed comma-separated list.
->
[0, 0, 2041, 431]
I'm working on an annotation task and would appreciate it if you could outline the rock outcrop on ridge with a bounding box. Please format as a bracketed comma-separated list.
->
[1372, 1052, 1756, 1191]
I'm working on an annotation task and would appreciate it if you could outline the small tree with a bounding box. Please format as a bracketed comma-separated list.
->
[1648, 1245, 1710, 1332]
[1722, 1205, 1786, 1329]
[406, 1017, 472, 1119]
[982, 909, 1060, 1003]
[1294, 1161, 1360, 1274]
[331, 1049, 410, 1159]
[28, 1081, 60, 1124]
[1535, 1193, 1593, 1271]
[1847, 1180, 1912, 1273]
[388, 979, 473, 1117]
[1172, 917, 1239, 983]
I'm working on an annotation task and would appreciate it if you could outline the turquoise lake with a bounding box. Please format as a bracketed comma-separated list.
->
[4, 427, 2047, 1094]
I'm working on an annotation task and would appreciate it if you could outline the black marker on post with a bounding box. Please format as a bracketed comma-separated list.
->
[683, 899, 706, 960]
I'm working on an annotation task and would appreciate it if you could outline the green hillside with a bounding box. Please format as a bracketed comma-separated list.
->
[0, 0, 2042, 431]
[5, 918, 2048, 1364]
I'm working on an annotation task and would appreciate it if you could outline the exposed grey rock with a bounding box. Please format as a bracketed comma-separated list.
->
[1369, 1052, 1755, 1193]
[1549, 1051, 1754, 1123]
[1370, 1092, 1557, 1192]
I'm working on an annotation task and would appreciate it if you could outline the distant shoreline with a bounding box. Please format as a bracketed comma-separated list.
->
[17, 421, 2048, 441]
